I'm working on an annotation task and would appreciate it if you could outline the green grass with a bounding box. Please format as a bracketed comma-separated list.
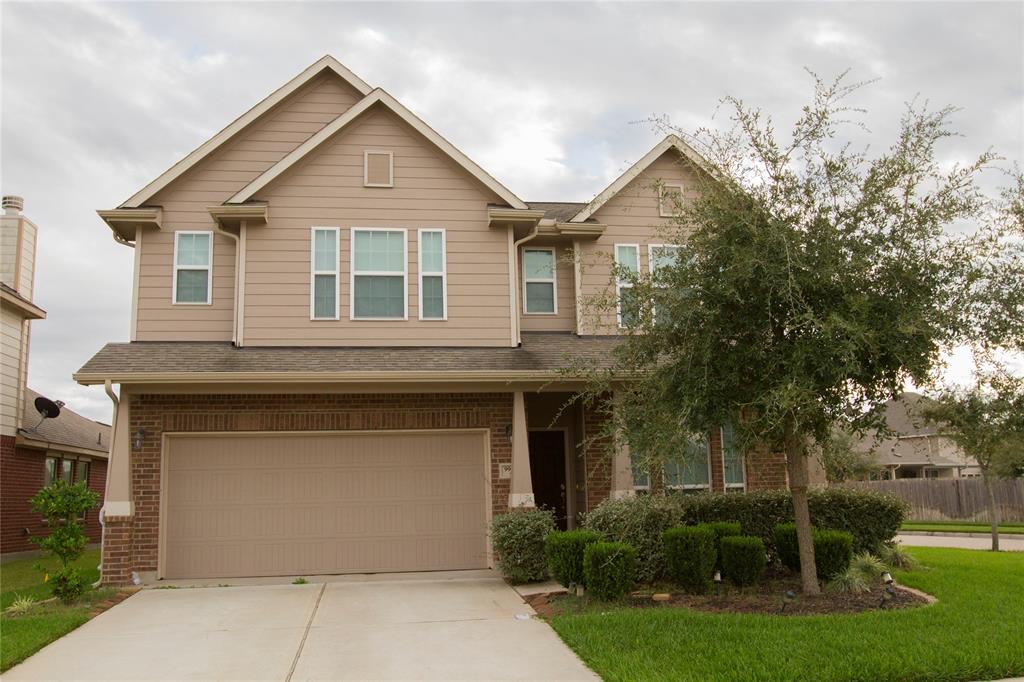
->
[0, 549, 101, 610]
[0, 587, 117, 672]
[901, 521, 1024, 535]
[549, 548, 1024, 681]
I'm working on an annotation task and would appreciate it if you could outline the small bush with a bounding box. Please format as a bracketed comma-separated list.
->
[29, 480, 100, 604]
[4, 595, 37, 617]
[663, 525, 717, 593]
[583, 494, 684, 582]
[704, 521, 742, 569]
[545, 530, 603, 588]
[850, 552, 887, 580]
[720, 536, 766, 587]
[814, 530, 854, 580]
[583, 542, 638, 600]
[47, 566, 87, 604]
[774, 523, 801, 571]
[490, 508, 556, 584]
[827, 565, 870, 593]
[879, 542, 920, 571]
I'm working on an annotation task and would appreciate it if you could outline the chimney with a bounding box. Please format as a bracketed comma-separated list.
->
[3, 195, 24, 215]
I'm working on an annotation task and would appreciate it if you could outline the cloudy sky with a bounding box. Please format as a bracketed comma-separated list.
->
[2, 1, 1022, 423]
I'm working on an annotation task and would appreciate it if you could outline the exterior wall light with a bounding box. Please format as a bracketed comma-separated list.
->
[132, 427, 146, 450]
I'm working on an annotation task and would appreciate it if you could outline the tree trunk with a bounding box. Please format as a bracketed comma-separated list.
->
[784, 417, 820, 595]
[983, 470, 1000, 552]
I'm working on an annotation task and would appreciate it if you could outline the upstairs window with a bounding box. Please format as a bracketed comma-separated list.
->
[364, 150, 394, 187]
[522, 248, 557, 314]
[172, 231, 212, 304]
[418, 229, 447, 320]
[311, 227, 339, 320]
[351, 228, 407, 319]
[659, 183, 684, 217]
[614, 244, 640, 328]
[722, 423, 746, 492]
[648, 244, 682, 323]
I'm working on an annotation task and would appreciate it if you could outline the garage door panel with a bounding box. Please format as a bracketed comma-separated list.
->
[163, 431, 488, 579]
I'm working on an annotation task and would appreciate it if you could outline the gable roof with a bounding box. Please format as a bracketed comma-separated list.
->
[569, 134, 713, 223]
[18, 388, 110, 456]
[120, 56, 373, 209]
[228, 89, 527, 209]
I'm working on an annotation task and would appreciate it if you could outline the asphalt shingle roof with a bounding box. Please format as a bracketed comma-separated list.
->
[19, 388, 110, 454]
[526, 202, 587, 222]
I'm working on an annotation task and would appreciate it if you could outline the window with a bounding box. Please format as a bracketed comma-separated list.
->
[522, 248, 557, 314]
[659, 183, 684, 217]
[721, 423, 746, 491]
[44, 456, 89, 487]
[666, 435, 711, 493]
[364, 150, 394, 187]
[648, 244, 681, 281]
[172, 231, 213, 304]
[418, 229, 447, 320]
[351, 228, 407, 319]
[614, 244, 640, 328]
[310, 227, 340, 320]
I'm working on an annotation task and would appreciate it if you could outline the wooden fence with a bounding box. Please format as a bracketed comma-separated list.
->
[838, 478, 1024, 522]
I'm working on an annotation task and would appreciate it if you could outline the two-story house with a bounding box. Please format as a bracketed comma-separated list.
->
[79, 56, 788, 584]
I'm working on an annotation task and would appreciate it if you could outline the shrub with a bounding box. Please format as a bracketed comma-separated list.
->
[582, 494, 684, 582]
[4, 595, 37, 617]
[720, 536, 766, 587]
[879, 542, 920, 571]
[29, 480, 99, 604]
[827, 565, 870, 593]
[774, 523, 801, 571]
[490, 508, 556, 584]
[850, 552, 887, 580]
[704, 521, 742, 569]
[545, 530, 603, 588]
[583, 542, 638, 600]
[814, 529, 854, 580]
[663, 525, 717, 593]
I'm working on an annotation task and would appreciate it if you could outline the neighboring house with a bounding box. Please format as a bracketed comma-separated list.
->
[80, 56, 789, 585]
[0, 196, 110, 556]
[851, 392, 979, 480]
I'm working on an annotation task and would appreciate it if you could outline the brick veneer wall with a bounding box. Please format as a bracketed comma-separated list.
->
[104, 392, 515, 584]
[582, 399, 613, 511]
[1, 434, 107, 554]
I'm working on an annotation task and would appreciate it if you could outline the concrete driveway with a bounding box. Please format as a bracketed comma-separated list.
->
[5, 572, 595, 681]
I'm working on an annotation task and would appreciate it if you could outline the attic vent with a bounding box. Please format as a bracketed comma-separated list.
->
[3, 195, 24, 213]
[364, 151, 394, 188]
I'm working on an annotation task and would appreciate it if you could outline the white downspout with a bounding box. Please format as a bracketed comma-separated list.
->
[94, 380, 119, 587]
[214, 222, 241, 346]
[511, 222, 541, 346]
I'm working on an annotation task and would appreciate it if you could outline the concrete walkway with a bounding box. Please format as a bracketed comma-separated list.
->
[5, 572, 596, 681]
[897, 533, 1024, 552]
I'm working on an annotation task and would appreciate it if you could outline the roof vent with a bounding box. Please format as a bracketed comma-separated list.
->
[3, 195, 24, 214]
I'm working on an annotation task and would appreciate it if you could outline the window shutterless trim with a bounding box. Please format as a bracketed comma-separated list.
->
[310, 226, 340, 320]
[659, 182, 684, 218]
[521, 246, 557, 315]
[171, 230, 213, 305]
[349, 227, 408, 321]
[363, 150, 394, 188]
[417, 228, 447, 321]
[614, 243, 640, 328]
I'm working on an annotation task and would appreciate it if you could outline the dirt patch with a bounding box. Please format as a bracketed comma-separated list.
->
[86, 588, 139, 619]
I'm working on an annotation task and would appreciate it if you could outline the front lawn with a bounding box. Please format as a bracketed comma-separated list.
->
[901, 521, 1024, 535]
[549, 547, 1024, 682]
[0, 548, 101, 609]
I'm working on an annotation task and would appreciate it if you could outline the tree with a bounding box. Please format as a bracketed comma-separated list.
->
[919, 373, 1024, 551]
[817, 429, 885, 484]
[30, 480, 100, 603]
[572, 72, 1018, 594]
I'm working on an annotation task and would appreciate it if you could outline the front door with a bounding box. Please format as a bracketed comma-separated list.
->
[528, 430, 568, 530]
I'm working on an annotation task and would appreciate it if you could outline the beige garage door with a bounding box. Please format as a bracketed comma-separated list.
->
[162, 431, 488, 579]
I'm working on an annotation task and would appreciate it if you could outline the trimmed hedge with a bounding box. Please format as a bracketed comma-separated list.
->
[490, 509, 556, 584]
[583, 542, 638, 600]
[582, 494, 684, 582]
[545, 530, 603, 588]
[664, 525, 717, 593]
[814, 530, 854, 580]
[721, 536, 766, 586]
[774, 523, 802, 571]
[705, 521, 742, 569]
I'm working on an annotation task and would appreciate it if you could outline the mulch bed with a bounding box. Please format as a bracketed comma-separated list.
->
[86, 588, 139, 619]
[525, 572, 930, 618]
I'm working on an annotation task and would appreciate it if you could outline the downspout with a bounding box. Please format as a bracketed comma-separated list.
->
[213, 222, 241, 346]
[510, 222, 541, 346]
[95, 379, 119, 587]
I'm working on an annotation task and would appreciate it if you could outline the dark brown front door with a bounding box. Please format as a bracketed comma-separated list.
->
[528, 430, 568, 530]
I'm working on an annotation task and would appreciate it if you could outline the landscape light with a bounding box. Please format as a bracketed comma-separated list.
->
[881, 571, 894, 585]
[780, 590, 796, 614]
[713, 570, 722, 596]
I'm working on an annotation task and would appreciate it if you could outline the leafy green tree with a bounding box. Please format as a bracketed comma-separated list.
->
[573, 73, 1019, 594]
[29, 480, 100, 603]
[818, 429, 885, 484]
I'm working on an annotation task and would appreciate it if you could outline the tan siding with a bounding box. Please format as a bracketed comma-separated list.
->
[135, 73, 365, 342]
[0, 216, 17, 288]
[1, 307, 25, 436]
[242, 105, 512, 347]
[578, 151, 701, 334]
[518, 241, 576, 332]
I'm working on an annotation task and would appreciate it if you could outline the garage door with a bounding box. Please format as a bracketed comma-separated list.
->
[162, 431, 488, 579]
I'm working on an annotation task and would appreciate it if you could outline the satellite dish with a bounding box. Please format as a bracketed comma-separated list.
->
[30, 396, 61, 431]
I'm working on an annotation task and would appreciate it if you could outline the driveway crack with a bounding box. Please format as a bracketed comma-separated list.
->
[285, 583, 326, 682]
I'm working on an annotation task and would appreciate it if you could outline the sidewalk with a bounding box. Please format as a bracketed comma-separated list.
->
[897, 533, 1024, 552]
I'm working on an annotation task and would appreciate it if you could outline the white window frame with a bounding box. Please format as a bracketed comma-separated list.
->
[417, 228, 448, 321]
[521, 246, 558, 315]
[363, 150, 394, 188]
[349, 227, 408, 321]
[665, 438, 713, 493]
[310, 226, 340, 320]
[659, 183, 684, 218]
[720, 426, 747, 492]
[614, 243, 640, 328]
[648, 243, 682, 322]
[171, 230, 213, 305]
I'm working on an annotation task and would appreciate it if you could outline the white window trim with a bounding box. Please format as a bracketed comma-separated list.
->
[417, 228, 447, 321]
[521, 246, 558, 315]
[659, 182, 684, 218]
[665, 438, 713, 492]
[349, 227, 408, 321]
[721, 426, 747, 491]
[363, 150, 394, 188]
[614, 243, 640, 328]
[171, 230, 213, 305]
[310, 226, 340, 321]
[648, 243, 681, 322]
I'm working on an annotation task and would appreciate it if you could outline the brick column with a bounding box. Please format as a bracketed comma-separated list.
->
[100, 516, 134, 586]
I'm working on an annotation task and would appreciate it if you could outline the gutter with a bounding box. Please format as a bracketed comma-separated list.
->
[74, 369, 604, 386]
